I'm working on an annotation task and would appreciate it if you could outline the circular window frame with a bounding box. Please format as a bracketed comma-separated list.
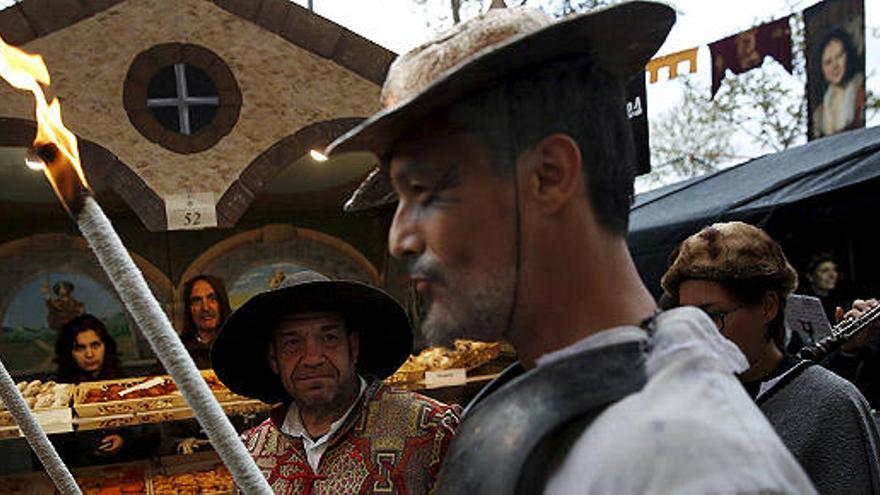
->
[123, 43, 242, 154]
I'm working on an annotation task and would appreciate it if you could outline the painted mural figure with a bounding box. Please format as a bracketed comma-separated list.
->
[268, 269, 287, 290]
[811, 29, 865, 139]
[42, 280, 86, 332]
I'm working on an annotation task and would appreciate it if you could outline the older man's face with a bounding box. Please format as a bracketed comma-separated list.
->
[268, 312, 359, 409]
[387, 127, 517, 345]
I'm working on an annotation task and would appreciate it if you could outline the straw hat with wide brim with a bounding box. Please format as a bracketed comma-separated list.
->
[211, 274, 412, 404]
[326, 1, 676, 211]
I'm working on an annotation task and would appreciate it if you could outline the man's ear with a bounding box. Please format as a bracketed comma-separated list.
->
[762, 291, 780, 324]
[523, 133, 583, 214]
[267, 340, 279, 375]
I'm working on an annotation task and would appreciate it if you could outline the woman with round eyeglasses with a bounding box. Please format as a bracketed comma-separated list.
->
[661, 222, 880, 494]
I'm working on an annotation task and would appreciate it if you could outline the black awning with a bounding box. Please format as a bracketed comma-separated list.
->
[628, 126, 880, 295]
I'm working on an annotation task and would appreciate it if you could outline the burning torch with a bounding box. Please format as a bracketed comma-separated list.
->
[0, 36, 271, 493]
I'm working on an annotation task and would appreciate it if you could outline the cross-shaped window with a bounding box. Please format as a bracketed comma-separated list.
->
[147, 63, 219, 135]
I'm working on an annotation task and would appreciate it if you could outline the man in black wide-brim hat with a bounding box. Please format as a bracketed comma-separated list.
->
[326, 1, 815, 493]
[211, 271, 459, 494]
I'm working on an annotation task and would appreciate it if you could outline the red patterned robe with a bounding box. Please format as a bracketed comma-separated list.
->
[241, 381, 460, 494]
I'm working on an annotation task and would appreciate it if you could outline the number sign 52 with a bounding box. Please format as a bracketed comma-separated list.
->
[165, 192, 218, 231]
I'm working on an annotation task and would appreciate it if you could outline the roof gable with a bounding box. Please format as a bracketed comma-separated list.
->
[0, 0, 395, 84]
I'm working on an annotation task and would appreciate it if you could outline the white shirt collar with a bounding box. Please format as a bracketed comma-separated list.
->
[533, 307, 747, 376]
[281, 375, 367, 446]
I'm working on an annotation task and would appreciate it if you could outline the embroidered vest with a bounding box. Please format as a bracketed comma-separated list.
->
[242, 383, 459, 494]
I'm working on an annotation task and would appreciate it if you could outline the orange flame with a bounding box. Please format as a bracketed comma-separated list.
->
[0, 35, 88, 189]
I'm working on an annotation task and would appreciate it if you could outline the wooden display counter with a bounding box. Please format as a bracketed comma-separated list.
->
[0, 371, 269, 440]
[71, 370, 268, 431]
[0, 381, 75, 439]
[0, 347, 518, 492]
[0, 345, 514, 439]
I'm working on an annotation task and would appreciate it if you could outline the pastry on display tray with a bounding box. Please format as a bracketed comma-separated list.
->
[0, 462, 150, 495]
[386, 340, 503, 385]
[0, 380, 75, 437]
[151, 463, 233, 495]
[73, 370, 248, 418]
[0, 473, 54, 495]
[0, 381, 74, 427]
[75, 464, 147, 495]
[150, 453, 235, 495]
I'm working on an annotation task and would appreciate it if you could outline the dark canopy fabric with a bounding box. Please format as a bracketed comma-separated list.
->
[628, 126, 880, 295]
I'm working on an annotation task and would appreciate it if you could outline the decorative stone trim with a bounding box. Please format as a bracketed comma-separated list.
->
[1, 0, 395, 85]
[210, 0, 395, 84]
[0, 0, 125, 45]
[123, 43, 242, 154]
[0, 3, 37, 45]
[0, 117, 167, 232]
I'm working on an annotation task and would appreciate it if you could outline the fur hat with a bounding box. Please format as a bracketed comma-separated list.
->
[327, 2, 675, 211]
[661, 222, 798, 300]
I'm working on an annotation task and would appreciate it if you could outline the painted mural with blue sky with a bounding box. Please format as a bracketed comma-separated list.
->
[1, 272, 136, 374]
[228, 262, 309, 310]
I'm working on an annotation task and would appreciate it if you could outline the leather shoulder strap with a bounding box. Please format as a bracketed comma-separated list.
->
[461, 361, 524, 419]
[435, 341, 648, 495]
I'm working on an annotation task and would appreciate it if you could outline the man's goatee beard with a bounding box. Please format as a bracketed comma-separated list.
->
[420, 267, 516, 347]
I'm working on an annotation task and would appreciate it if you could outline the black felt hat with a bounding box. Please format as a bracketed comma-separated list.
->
[211, 272, 412, 404]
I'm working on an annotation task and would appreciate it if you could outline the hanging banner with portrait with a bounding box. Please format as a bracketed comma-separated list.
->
[805, 0, 865, 140]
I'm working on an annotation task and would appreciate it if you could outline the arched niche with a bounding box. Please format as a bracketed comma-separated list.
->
[216, 117, 370, 226]
[0, 233, 173, 374]
[175, 224, 380, 328]
[0, 117, 166, 231]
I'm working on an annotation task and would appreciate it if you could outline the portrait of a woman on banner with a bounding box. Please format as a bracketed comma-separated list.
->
[811, 28, 865, 138]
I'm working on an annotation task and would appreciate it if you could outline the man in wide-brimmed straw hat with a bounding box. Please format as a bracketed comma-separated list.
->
[327, 2, 814, 493]
[662, 221, 880, 494]
[211, 271, 459, 494]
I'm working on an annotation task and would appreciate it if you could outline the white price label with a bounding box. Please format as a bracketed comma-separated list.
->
[165, 192, 217, 231]
[424, 368, 467, 389]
